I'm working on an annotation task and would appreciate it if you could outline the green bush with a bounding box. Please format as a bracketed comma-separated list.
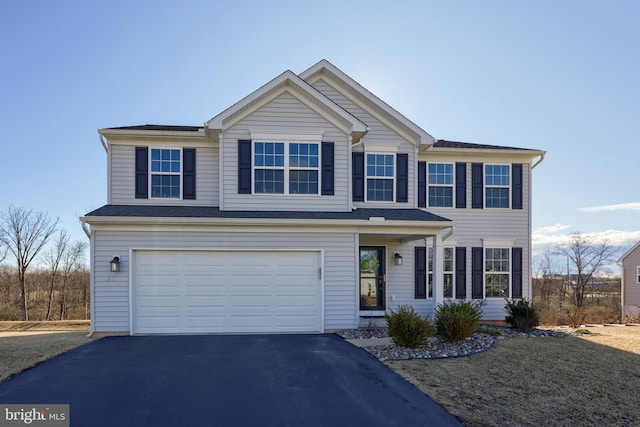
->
[434, 300, 484, 343]
[385, 305, 434, 348]
[505, 298, 540, 332]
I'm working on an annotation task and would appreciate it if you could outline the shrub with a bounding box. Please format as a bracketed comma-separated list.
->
[385, 305, 434, 348]
[560, 306, 587, 328]
[434, 300, 484, 343]
[582, 305, 620, 324]
[504, 298, 540, 332]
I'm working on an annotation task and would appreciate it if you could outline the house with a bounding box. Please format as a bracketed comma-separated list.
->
[80, 60, 545, 335]
[620, 241, 640, 320]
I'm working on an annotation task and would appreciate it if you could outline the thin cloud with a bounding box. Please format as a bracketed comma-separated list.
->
[578, 202, 640, 212]
[532, 227, 640, 258]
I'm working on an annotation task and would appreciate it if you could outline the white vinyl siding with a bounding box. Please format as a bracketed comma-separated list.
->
[621, 245, 640, 318]
[221, 92, 350, 211]
[109, 144, 218, 206]
[91, 229, 357, 333]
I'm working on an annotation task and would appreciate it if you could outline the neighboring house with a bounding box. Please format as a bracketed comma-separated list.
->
[620, 241, 640, 320]
[81, 60, 545, 335]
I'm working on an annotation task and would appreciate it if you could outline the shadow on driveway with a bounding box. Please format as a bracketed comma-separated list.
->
[0, 334, 461, 426]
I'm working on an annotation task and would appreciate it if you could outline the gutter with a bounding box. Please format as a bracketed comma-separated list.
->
[532, 152, 546, 169]
[99, 134, 108, 153]
[80, 219, 91, 239]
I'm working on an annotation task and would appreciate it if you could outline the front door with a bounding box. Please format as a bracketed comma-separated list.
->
[359, 247, 385, 310]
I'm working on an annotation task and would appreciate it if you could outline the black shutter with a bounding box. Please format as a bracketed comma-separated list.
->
[321, 142, 334, 195]
[352, 152, 365, 202]
[415, 246, 427, 299]
[455, 247, 467, 299]
[135, 146, 148, 199]
[183, 148, 196, 200]
[471, 163, 483, 209]
[396, 153, 408, 203]
[456, 162, 467, 208]
[418, 161, 426, 208]
[512, 163, 523, 210]
[512, 247, 523, 298]
[238, 140, 252, 194]
[472, 247, 483, 299]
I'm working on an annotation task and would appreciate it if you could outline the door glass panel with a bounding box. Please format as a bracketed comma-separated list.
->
[360, 247, 385, 310]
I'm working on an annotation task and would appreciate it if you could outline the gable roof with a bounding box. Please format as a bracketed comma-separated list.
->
[620, 240, 640, 262]
[205, 70, 367, 141]
[299, 59, 435, 147]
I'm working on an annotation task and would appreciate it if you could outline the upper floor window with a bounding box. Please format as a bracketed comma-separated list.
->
[485, 248, 510, 297]
[253, 141, 319, 194]
[428, 163, 453, 207]
[366, 153, 394, 202]
[151, 148, 181, 198]
[428, 247, 454, 298]
[485, 164, 510, 208]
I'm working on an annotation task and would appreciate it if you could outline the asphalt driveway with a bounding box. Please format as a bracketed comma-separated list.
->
[0, 334, 461, 426]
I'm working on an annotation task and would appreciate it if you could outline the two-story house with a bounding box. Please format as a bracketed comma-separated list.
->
[81, 60, 545, 335]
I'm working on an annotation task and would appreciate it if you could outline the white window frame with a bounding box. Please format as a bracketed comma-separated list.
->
[149, 147, 182, 199]
[365, 152, 396, 202]
[484, 247, 511, 298]
[427, 162, 454, 208]
[427, 247, 455, 299]
[484, 163, 511, 209]
[251, 141, 320, 195]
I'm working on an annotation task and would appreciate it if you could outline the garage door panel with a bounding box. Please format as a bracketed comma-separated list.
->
[133, 250, 322, 334]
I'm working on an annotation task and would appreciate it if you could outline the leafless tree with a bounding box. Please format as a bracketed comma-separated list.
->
[58, 240, 86, 320]
[555, 232, 618, 308]
[43, 230, 70, 320]
[533, 248, 559, 303]
[0, 206, 58, 320]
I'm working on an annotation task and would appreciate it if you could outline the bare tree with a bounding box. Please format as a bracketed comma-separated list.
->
[555, 232, 618, 308]
[44, 230, 70, 320]
[0, 206, 58, 320]
[533, 248, 559, 303]
[58, 240, 86, 320]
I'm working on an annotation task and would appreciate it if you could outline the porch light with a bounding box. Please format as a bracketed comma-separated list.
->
[394, 253, 403, 265]
[110, 256, 121, 272]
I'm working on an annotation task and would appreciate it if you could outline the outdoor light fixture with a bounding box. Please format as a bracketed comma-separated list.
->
[110, 256, 120, 272]
[394, 252, 403, 265]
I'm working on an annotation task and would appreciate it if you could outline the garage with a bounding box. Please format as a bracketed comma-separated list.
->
[132, 250, 323, 334]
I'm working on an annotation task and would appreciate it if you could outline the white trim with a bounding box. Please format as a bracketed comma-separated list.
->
[484, 163, 511, 209]
[364, 152, 396, 203]
[148, 147, 183, 200]
[362, 141, 400, 153]
[426, 162, 455, 208]
[483, 238, 515, 247]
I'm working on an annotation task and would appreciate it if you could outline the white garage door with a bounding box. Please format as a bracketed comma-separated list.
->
[132, 250, 322, 334]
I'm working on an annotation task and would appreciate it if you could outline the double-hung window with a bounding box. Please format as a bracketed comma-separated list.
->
[428, 163, 453, 207]
[427, 247, 454, 298]
[485, 164, 510, 208]
[253, 141, 319, 194]
[366, 153, 394, 201]
[150, 148, 181, 198]
[485, 248, 510, 297]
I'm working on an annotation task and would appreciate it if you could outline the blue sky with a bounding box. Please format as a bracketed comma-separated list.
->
[1, 1, 639, 263]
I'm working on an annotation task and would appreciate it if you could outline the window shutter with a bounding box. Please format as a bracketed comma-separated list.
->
[456, 162, 467, 208]
[352, 152, 364, 202]
[471, 163, 483, 209]
[512, 163, 523, 210]
[417, 161, 426, 208]
[321, 142, 334, 195]
[396, 153, 408, 203]
[415, 246, 427, 299]
[135, 147, 148, 199]
[512, 247, 523, 298]
[471, 247, 483, 299]
[238, 140, 252, 194]
[455, 247, 467, 299]
[183, 148, 196, 200]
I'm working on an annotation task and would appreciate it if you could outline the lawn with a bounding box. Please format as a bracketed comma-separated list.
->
[387, 326, 640, 427]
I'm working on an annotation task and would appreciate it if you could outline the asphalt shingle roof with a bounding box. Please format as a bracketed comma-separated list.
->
[84, 205, 451, 222]
[434, 140, 537, 151]
[106, 124, 203, 132]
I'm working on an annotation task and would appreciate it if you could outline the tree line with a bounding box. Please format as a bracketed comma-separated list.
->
[0, 206, 89, 321]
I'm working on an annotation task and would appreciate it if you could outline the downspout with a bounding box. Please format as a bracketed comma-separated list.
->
[99, 134, 108, 153]
[80, 219, 91, 239]
[442, 225, 456, 241]
[531, 152, 545, 169]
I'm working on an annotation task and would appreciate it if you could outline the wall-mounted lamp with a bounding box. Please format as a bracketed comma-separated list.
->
[110, 256, 121, 272]
[394, 252, 403, 265]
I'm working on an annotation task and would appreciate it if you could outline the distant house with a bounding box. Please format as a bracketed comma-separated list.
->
[80, 60, 545, 335]
[620, 241, 640, 320]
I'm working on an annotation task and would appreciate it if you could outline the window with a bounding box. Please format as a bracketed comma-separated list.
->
[485, 164, 510, 208]
[366, 153, 394, 201]
[427, 247, 454, 298]
[428, 163, 453, 207]
[253, 141, 319, 194]
[150, 148, 181, 198]
[485, 248, 510, 297]
[637, 266, 640, 284]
